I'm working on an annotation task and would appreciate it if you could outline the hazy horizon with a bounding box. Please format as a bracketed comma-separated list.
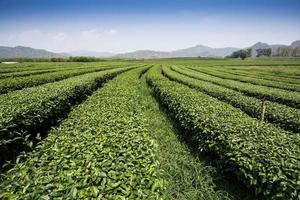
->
[1, 0, 300, 53]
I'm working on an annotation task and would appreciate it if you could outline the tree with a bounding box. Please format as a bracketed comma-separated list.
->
[256, 48, 272, 57]
[68, 56, 98, 62]
[246, 48, 252, 57]
[239, 50, 247, 60]
[227, 49, 249, 60]
[50, 57, 66, 62]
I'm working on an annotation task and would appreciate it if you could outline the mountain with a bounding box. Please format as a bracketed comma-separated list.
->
[291, 40, 300, 48]
[248, 42, 271, 57]
[171, 45, 239, 57]
[0, 46, 66, 58]
[249, 42, 271, 49]
[115, 45, 239, 59]
[67, 50, 115, 58]
[115, 50, 171, 59]
[2, 40, 299, 59]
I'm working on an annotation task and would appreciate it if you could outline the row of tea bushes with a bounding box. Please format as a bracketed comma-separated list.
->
[182, 66, 300, 109]
[191, 66, 300, 92]
[146, 66, 300, 199]
[0, 63, 129, 94]
[0, 67, 165, 199]
[163, 66, 300, 133]
[0, 67, 132, 167]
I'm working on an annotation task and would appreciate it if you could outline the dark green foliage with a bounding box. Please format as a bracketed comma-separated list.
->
[50, 57, 67, 62]
[256, 48, 272, 57]
[239, 50, 247, 60]
[68, 56, 101, 62]
[246, 48, 252, 57]
[227, 49, 250, 60]
[0, 59, 299, 199]
[0, 67, 165, 199]
[0, 67, 131, 168]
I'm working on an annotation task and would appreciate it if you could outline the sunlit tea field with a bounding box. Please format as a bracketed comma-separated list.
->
[0, 58, 299, 199]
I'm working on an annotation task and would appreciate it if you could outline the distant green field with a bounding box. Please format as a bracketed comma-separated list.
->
[0, 58, 299, 199]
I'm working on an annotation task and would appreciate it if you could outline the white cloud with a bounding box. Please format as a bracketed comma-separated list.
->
[81, 28, 118, 39]
[81, 29, 101, 39]
[53, 32, 67, 42]
[104, 29, 117, 35]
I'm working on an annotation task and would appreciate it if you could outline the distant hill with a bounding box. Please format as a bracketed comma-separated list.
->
[115, 50, 171, 59]
[1, 40, 299, 59]
[67, 50, 115, 58]
[291, 40, 300, 48]
[117, 40, 300, 59]
[171, 45, 239, 57]
[115, 45, 239, 59]
[0, 46, 66, 58]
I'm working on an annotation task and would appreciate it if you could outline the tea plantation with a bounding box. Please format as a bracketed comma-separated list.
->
[0, 58, 299, 199]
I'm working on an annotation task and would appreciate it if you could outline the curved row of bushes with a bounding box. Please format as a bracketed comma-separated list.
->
[0, 64, 92, 79]
[163, 66, 300, 133]
[146, 66, 300, 199]
[0, 64, 130, 94]
[0, 67, 164, 199]
[177, 66, 300, 109]
[191, 66, 300, 92]
[0, 62, 84, 74]
[213, 67, 300, 85]
[0, 67, 132, 167]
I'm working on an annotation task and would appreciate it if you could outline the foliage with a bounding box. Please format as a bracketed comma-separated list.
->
[0, 64, 128, 94]
[226, 49, 251, 60]
[0, 59, 299, 199]
[210, 66, 300, 87]
[146, 66, 300, 199]
[239, 50, 247, 60]
[68, 56, 103, 62]
[186, 66, 300, 109]
[256, 48, 272, 57]
[0, 67, 165, 199]
[163, 66, 300, 133]
[0, 67, 131, 168]
[139, 73, 233, 200]
[50, 57, 67, 62]
[189, 66, 300, 92]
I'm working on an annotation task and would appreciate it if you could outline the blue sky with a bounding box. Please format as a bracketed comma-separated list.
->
[0, 0, 299, 53]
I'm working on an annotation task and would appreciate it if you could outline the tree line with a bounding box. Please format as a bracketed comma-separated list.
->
[227, 47, 300, 60]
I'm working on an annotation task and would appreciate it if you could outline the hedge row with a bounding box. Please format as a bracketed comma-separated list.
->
[0, 64, 129, 94]
[164, 66, 300, 133]
[220, 66, 300, 82]
[0, 67, 164, 199]
[146, 66, 300, 199]
[0, 62, 81, 74]
[178, 66, 300, 109]
[0, 67, 132, 167]
[213, 67, 300, 85]
[0, 64, 91, 79]
[190, 67, 300, 92]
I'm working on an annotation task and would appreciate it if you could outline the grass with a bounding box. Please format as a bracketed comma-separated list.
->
[138, 72, 234, 200]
